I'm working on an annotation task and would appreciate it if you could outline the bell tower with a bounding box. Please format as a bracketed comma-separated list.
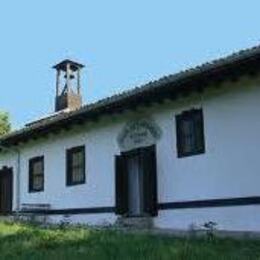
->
[53, 59, 84, 112]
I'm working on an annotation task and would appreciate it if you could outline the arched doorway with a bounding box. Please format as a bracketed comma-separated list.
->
[116, 118, 161, 217]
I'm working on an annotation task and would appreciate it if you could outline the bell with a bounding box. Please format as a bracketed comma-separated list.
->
[64, 73, 75, 79]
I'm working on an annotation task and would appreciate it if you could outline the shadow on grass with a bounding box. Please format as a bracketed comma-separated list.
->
[0, 223, 260, 260]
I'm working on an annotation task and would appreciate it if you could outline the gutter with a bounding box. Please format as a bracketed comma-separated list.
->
[0, 145, 21, 212]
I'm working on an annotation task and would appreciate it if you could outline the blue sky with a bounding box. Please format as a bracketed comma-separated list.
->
[0, 0, 259, 129]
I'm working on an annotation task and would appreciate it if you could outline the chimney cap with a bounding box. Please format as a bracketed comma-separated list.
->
[53, 59, 84, 72]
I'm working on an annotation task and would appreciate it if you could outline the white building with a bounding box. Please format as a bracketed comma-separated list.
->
[1, 46, 260, 233]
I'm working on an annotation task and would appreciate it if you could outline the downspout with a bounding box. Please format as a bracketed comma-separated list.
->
[0, 144, 21, 213]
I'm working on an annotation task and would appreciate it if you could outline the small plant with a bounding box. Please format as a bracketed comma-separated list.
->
[202, 221, 218, 241]
[188, 223, 199, 239]
[58, 215, 71, 229]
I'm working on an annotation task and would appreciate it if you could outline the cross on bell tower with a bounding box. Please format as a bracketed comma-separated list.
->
[53, 59, 84, 112]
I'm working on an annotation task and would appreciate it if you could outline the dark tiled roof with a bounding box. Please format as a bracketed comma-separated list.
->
[53, 59, 84, 71]
[2, 44, 260, 146]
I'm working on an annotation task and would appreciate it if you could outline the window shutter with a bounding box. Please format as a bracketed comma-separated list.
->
[176, 108, 205, 157]
[5, 169, 13, 213]
[29, 160, 33, 192]
[66, 150, 72, 185]
[0, 168, 13, 214]
[66, 146, 86, 186]
[141, 145, 158, 216]
[194, 110, 205, 153]
[115, 155, 128, 215]
[176, 115, 184, 157]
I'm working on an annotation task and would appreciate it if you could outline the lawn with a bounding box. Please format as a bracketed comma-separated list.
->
[0, 221, 260, 259]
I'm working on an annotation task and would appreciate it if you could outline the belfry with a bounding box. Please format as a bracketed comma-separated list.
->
[53, 59, 84, 112]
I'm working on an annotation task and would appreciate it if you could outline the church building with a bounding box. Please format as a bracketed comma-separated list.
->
[1, 45, 260, 233]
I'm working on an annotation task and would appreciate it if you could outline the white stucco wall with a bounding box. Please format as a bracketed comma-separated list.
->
[18, 127, 119, 209]
[155, 206, 260, 232]
[156, 85, 260, 203]
[1, 77, 260, 231]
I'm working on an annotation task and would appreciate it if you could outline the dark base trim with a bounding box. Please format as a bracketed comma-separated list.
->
[16, 196, 260, 216]
[20, 206, 115, 215]
[158, 196, 260, 210]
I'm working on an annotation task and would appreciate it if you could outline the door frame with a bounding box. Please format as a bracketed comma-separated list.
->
[115, 145, 158, 217]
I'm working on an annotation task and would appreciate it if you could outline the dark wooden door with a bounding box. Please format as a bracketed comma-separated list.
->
[140, 145, 158, 216]
[115, 145, 158, 217]
[115, 155, 129, 215]
[0, 168, 13, 214]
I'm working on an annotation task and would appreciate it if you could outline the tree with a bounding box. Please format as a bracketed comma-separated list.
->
[0, 111, 11, 136]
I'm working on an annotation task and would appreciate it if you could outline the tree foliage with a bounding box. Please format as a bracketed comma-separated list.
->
[0, 111, 11, 136]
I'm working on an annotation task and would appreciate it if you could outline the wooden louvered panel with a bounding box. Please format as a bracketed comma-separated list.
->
[0, 168, 13, 215]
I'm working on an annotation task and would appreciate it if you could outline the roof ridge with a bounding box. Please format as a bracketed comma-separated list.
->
[1, 43, 260, 144]
[76, 43, 260, 110]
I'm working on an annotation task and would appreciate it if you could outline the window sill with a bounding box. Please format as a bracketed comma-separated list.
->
[177, 150, 205, 158]
[28, 190, 44, 193]
[66, 181, 86, 187]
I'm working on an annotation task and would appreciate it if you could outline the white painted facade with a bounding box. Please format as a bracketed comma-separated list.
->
[1, 77, 260, 232]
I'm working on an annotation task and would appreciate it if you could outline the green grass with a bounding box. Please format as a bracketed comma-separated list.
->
[0, 221, 260, 259]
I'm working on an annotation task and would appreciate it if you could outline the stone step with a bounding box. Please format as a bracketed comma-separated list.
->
[116, 216, 154, 229]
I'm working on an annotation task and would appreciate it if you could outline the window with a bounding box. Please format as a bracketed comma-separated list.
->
[176, 108, 205, 158]
[66, 146, 85, 186]
[29, 156, 44, 192]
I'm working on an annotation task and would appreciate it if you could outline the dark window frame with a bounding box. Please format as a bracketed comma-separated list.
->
[176, 108, 205, 158]
[66, 145, 86, 186]
[29, 156, 44, 193]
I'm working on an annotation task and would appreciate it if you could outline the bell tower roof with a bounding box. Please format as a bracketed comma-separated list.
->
[53, 59, 84, 71]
